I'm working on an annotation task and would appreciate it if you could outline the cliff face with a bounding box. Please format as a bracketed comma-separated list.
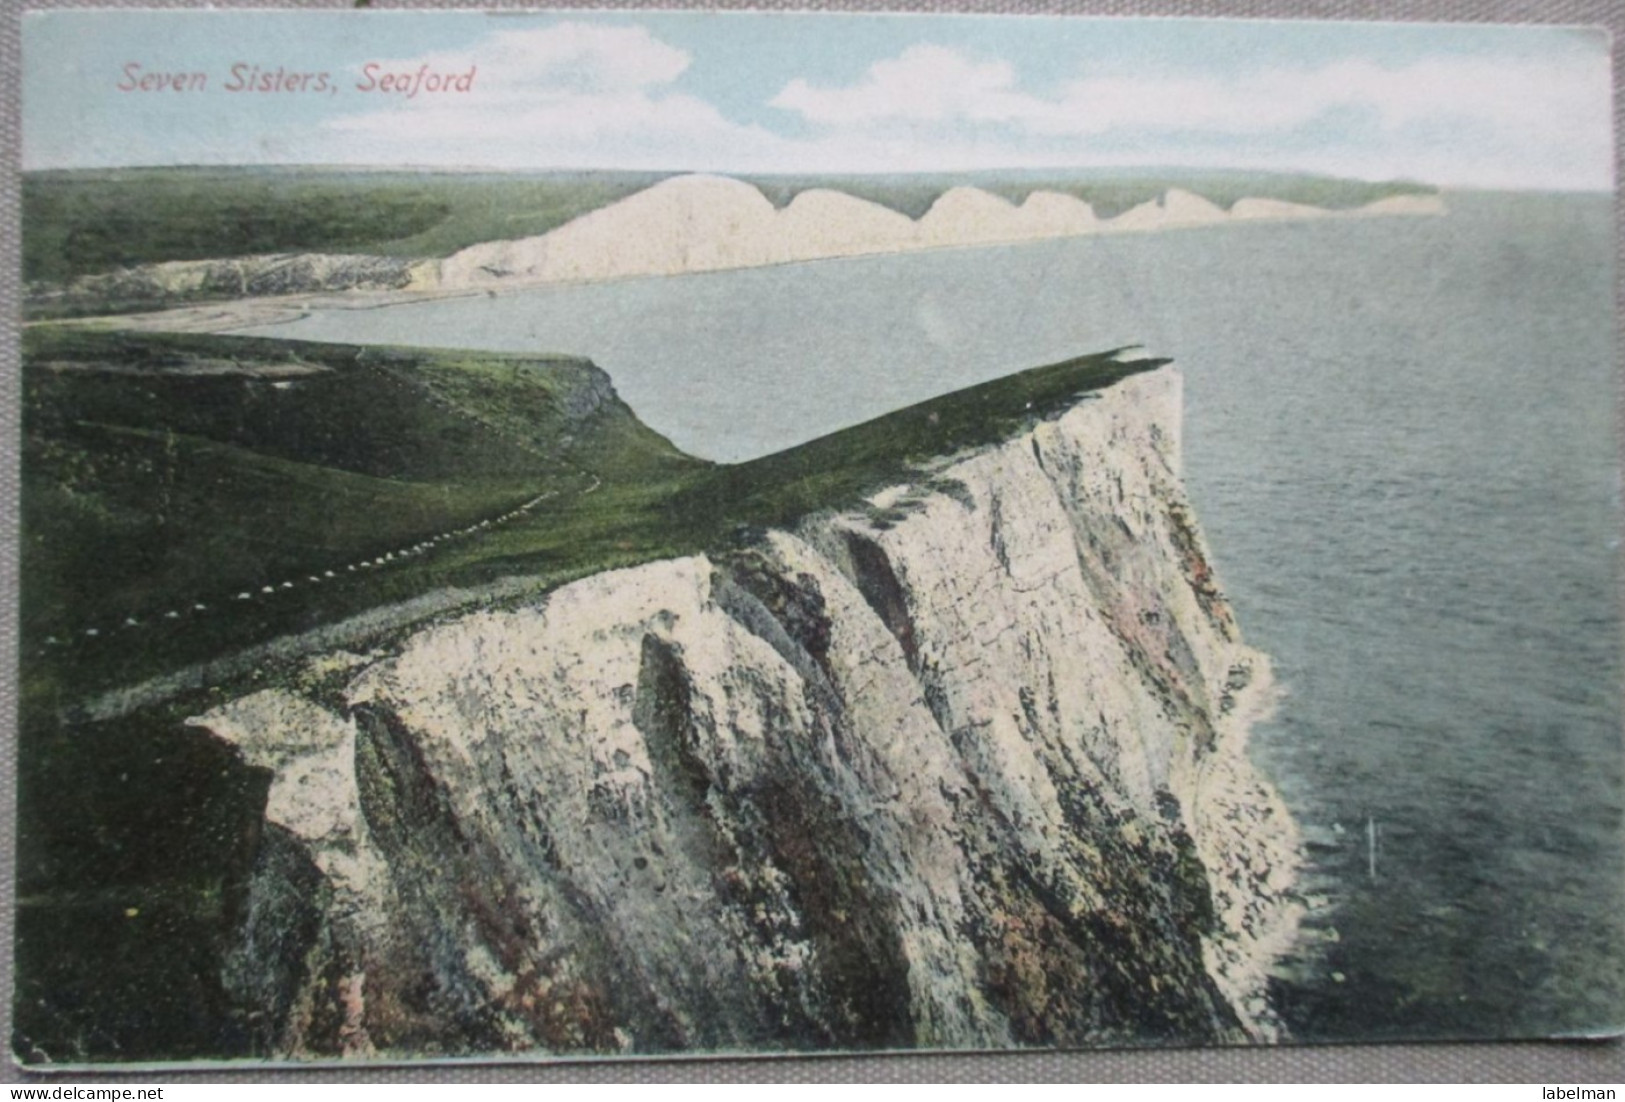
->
[188, 367, 1301, 1059]
[435, 176, 1445, 290]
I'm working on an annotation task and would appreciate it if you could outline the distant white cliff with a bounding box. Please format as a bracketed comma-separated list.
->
[30, 176, 1444, 314]
[188, 365, 1304, 1059]
[435, 174, 1446, 289]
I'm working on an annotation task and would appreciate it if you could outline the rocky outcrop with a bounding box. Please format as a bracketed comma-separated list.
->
[186, 365, 1302, 1060]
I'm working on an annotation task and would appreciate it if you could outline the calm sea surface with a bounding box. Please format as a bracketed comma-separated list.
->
[242, 192, 1624, 1041]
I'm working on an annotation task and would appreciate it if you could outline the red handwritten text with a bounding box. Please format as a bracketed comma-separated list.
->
[356, 62, 477, 98]
[224, 63, 335, 94]
[118, 63, 208, 92]
[115, 60, 478, 98]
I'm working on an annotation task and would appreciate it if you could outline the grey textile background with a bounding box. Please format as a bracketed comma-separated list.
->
[0, 0, 1622, 1084]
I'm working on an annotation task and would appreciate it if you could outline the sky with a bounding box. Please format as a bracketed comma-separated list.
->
[22, 10, 1615, 190]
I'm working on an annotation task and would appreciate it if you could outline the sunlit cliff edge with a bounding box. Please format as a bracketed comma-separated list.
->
[184, 365, 1304, 1059]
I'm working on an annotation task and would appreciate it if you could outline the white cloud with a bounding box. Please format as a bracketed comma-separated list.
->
[319, 27, 1611, 189]
[768, 45, 1613, 188]
[321, 22, 785, 168]
[773, 44, 1611, 139]
[371, 22, 690, 98]
[327, 92, 786, 170]
[772, 45, 1033, 125]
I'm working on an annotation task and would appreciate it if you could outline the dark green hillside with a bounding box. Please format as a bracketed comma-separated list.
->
[23, 167, 672, 283]
[30, 334, 549, 481]
[20, 328, 698, 699]
[22, 328, 669, 480]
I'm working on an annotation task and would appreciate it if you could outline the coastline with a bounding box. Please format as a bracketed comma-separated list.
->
[32, 184, 1446, 338]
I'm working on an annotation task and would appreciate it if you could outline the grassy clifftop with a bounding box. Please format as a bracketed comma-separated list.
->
[20, 327, 699, 700]
[22, 168, 672, 284]
[23, 328, 1162, 713]
[15, 333, 1164, 1064]
[667, 348, 1164, 536]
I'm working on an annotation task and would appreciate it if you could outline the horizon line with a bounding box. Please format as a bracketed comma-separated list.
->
[20, 161, 1448, 186]
[23, 163, 1619, 195]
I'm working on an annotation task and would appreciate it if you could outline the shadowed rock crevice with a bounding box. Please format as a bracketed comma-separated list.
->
[219, 823, 331, 1055]
[842, 531, 921, 673]
[353, 703, 626, 1055]
[630, 616, 924, 1051]
[750, 772, 916, 1050]
[625, 632, 764, 1050]
[709, 563, 838, 708]
[350, 703, 527, 1054]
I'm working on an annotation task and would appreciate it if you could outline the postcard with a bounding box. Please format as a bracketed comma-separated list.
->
[11, 9, 1622, 1067]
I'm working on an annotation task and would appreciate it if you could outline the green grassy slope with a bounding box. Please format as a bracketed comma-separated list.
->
[23, 332, 1160, 709]
[671, 348, 1161, 532]
[283, 348, 1168, 666]
[22, 167, 673, 284]
[20, 327, 699, 699]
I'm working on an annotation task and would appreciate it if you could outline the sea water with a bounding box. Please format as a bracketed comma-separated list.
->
[241, 191, 1624, 1042]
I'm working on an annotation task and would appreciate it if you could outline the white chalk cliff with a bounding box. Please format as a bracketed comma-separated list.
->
[188, 365, 1303, 1059]
[436, 175, 1445, 289]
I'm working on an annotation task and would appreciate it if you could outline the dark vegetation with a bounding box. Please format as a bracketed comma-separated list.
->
[14, 326, 1159, 1064]
[667, 349, 1160, 536]
[19, 326, 698, 703]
